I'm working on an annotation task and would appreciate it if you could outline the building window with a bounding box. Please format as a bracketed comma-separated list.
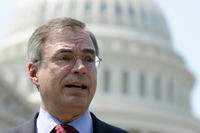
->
[139, 72, 146, 97]
[103, 69, 110, 92]
[128, 1, 134, 17]
[115, 0, 122, 15]
[122, 70, 128, 94]
[167, 80, 174, 103]
[140, 7, 147, 25]
[69, 0, 77, 14]
[154, 76, 161, 100]
[100, 0, 107, 23]
[55, 1, 62, 12]
[84, 0, 92, 21]
[85, 0, 91, 14]
[115, 0, 122, 24]
[100, 0, 107, 15]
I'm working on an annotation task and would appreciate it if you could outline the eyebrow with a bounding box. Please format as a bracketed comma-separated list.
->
[82, 49, 95, 55]
[54, 48, 95, 55]
[54, 49, 73, 56]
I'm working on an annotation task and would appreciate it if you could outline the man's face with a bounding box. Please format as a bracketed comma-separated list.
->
[28, 27, 97, 122]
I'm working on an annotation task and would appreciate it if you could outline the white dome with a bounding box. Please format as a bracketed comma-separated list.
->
[9, 0, 172, 49]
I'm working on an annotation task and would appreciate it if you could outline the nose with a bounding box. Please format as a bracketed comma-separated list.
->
[71, 59, 87, 75]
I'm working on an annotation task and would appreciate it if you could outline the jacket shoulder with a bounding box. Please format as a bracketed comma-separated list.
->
[91, 113, 129, 133]
[1, 113, 38, 133]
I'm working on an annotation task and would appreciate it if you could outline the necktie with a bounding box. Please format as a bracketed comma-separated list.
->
[50, 123, 79, 133]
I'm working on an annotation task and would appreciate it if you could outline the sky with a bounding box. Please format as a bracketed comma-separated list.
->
[0, 0, 200, 120]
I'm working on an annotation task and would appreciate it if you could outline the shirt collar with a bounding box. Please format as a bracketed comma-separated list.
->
[36, 107, 93, 133]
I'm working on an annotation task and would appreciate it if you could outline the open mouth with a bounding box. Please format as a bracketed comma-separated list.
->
[65, 84, 87, 89]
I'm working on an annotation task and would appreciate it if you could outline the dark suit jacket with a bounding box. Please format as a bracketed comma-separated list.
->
[2, 112, 129, 133]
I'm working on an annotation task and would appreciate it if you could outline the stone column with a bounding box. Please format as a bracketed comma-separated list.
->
[173, 81, 180, 109]
[110, 66, 122, 96]
[185, 88, 191, 114]
[97, 66, 104, 94]
[146, 72, 154, 101]
[129, 69, 140, 99]
[162, 76, 169, 105]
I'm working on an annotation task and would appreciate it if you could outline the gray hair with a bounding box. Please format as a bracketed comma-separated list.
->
[27, 17, 99, 65]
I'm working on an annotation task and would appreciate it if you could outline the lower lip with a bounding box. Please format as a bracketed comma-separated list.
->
[64, 87, 88, 95]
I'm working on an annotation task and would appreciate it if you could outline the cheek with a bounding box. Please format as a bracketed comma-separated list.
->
[90, 67, 97, 80]
[90, 68, 97, 90]
[46, 65, 71, 81]
[37, 67, 61, 90]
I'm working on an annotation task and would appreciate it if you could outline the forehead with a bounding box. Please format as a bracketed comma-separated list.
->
[44, 27, 95, 51]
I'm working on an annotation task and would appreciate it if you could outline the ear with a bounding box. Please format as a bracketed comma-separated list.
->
[28, 62, 40, 87]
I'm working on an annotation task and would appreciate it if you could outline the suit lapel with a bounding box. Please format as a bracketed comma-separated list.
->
[91, 112, 107, 133]
[18, 112, 102, 133]
[16, 113, 38, 133]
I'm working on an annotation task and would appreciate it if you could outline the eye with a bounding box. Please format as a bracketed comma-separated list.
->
[83, 55, 95, 63]
[58, 54, 74, 62]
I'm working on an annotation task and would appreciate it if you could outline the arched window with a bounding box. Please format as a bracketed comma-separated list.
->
[85, 0, 91, 14]
[100, 0, 107, 15]
[167, 80, 174, 104]
[115, 0, 122, 15]
[103, 69, 110, 92]
[69, 0, 77, 14]
[84, 0, 92, 21]
[154, 76, 161, 100]
[115, 0, 122, 24]
[128, 1, 134, 17]
[138, 72, 146, 97]
[100, 0, 107, 23]
[85, 0, 92, 18]
[122, 71, 128, 94]
[140, 7, 147, 27]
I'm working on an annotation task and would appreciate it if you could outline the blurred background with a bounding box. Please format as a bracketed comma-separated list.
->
[0, 0, 199, 132]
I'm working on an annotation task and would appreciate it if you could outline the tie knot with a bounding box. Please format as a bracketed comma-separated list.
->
[51, 124, 79, 133]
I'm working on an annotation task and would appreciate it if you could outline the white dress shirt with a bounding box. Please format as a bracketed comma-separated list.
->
[36, 108, 93, 133]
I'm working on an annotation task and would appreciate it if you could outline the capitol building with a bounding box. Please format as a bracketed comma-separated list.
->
[0, 0, 200, 133]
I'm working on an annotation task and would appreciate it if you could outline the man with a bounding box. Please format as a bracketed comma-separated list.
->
[3, 18, 129, 133]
